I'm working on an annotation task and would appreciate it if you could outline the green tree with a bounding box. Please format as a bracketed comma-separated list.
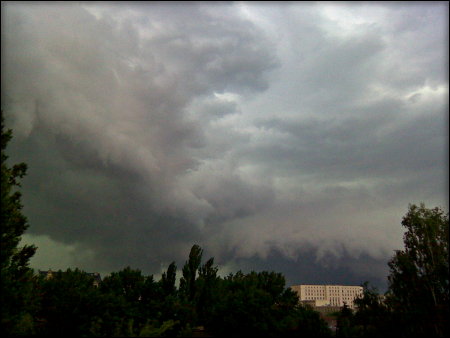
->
[196, 257, 219, 326]
[101, 267, 145, 304]
[336, 303, 355, 337]
[206, 270, 330, 337]
[35, 268, 103, 336]
[160, 261, 177, 297]
[290, 304, 332, 337]
[100, 267, 147, 335]
[1, 111, 37, 335]
[140, 274, 162, 323]
[352, 282, 391, 337]
[387, 203, 449, 336]
[177, 244, 208, 329]
[156, 262, 184, 329]
[179, 244, 203, 302]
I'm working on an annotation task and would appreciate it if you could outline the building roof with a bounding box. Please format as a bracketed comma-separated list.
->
[37, 269, 102, 282]
[86, 272, 102, 282]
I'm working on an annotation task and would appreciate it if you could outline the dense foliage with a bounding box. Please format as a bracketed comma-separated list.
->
[386, 203, 449, 337]
[1, 112, 37, 336]
[5, 254, 331, 337]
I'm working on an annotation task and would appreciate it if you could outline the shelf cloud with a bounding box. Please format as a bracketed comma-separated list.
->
[3, 2, 448, 289]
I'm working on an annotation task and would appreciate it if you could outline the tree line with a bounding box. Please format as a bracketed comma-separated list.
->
[9, 249, 335, 337]
[1, 111, 449, 336]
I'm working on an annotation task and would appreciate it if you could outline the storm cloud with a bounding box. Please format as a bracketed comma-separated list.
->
[2, 2, 448, 290]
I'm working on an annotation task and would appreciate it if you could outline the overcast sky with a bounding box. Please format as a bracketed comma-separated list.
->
[2, 1, 448, 290]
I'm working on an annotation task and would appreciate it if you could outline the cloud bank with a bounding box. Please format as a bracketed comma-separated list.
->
[2, 2, 448, 289]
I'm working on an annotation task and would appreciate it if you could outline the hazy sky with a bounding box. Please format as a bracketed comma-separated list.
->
[2, 1, 448, 290]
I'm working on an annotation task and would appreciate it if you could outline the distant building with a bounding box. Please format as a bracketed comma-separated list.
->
[86, 272, 102, 287]
[38, 269, 55, 280]
[290, 284, 363, 311]
[38, 269, 102, 287]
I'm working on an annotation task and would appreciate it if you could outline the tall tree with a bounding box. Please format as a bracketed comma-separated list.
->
[161, 261, 177, 297]
[179, 244, 203, 302]
[387, 203, 449, 336]
[196, 257, 219, 325]
[1, 111, 37, 335]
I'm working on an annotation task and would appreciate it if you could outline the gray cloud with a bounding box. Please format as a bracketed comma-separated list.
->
[2, 2, 278, 272]
[2, 2, 447, 288]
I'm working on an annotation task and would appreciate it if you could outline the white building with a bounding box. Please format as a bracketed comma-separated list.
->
[290, 284, 363, 310]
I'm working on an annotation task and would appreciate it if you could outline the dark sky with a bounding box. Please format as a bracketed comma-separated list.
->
[2, 2, 448, 291]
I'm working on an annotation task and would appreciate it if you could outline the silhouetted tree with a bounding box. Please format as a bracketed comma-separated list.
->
[179, 244, 203, 302]
[160, 261, 177, 297]
[99, 266, 147, 335]
[196, 257, 219, 326]
[336, 303, 355, 337]
[35, 269, 102, 336]
[352, 282, 391, 337]
[1, 111, 37, 335]
[387, 203, 449, 337]
[291, 304, 332, 337]
[206, 270, 331, 337]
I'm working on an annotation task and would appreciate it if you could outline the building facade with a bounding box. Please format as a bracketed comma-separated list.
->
[290, 284, 363, 310]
